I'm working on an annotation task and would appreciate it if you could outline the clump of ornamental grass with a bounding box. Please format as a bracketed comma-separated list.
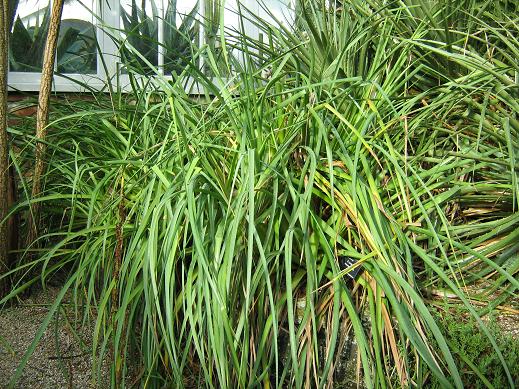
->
[1, 1, 518, 388]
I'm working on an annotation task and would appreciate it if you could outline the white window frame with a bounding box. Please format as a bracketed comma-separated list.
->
[7, 0, 278, 93]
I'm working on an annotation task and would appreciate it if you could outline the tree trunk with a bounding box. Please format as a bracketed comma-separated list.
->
[25, 0, 64, 249]
[0, 0, 11, 298]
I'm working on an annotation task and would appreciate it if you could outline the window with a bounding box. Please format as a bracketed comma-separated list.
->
[9, 0, 103, 91]
[7, 0, 294, 92]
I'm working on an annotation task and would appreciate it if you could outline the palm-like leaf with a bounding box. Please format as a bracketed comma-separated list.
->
[3, 1, 519, 388]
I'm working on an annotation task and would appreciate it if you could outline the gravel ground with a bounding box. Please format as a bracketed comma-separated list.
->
[0, 287, 110, 389]
[1, 287, 517, 388]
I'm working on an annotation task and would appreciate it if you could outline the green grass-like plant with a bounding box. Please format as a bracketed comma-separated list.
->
[2, 0, 518, 388]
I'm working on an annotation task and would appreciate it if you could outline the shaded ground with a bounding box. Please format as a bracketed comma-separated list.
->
[0, 287, 109, 388]
[1, 285, 518, 388]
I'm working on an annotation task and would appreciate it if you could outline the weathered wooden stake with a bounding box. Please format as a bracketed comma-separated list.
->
[26, 0, 64, 249]
[0, 0, 11, 297]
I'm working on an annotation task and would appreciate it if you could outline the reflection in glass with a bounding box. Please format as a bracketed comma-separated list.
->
[120, 0, 159, 74]
[58, 0, 97, 74]
[162, 0, 198, 75]
[9, 0, 97, 74]
[9, 0, 50, 72]
[119, 0, 198, 75]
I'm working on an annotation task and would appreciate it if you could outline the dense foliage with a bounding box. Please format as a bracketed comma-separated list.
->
[425, 309, 519, 389]
[2, 0, 518, 388]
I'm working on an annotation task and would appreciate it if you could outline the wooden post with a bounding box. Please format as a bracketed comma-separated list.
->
[0, 0, 11, 297]
[25, 0, 64, 249]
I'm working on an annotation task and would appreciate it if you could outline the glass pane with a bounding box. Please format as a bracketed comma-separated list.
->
[203, 0, 238, 76]
[161, 0, 199, 75]
[9, 0, 50, 72]
[201, 0, 292, 76]
[58, 0, 97, 74]
[119, 0, 199, 76]
[120, 0, 159, 74]
[259, 0, 294, 27]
